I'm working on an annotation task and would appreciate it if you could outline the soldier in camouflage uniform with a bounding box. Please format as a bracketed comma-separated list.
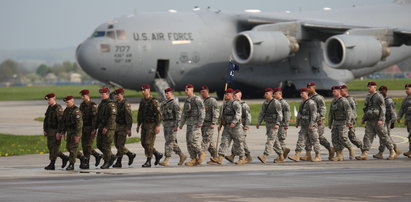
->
[159, 88, 187, 166]
[373, 86, 400, 159]
[356, 82, 396, 160]
[137, 84, 163, 168]
[328, 86, 355, 161]
[307, 82, 335, 161]
[288, 88, 321, 162]
[233, 89, 252, 163]
[179, 84, 206, 166]
[200, 85, 219, 164]
[256, 88, 284, 163]
[113, 88, 136, 168]
[79, 89, 102, 169]
[43, 93, 69, 170]
[95, 88, 117, 169]
[274, 88, 291, 159]
[398, 84, 411, 158]
[58, 96, 85, 170]
[340, 85, 363, 157]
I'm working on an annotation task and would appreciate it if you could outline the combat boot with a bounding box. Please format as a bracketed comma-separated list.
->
[211, 155, 224, 165]
[92, 152, 103, 167]
[44, 160, 56, 170]
[59, 153, 69, 168]
[207, 158, 216, 165]
[394, 144, 401, 158]
[355, 150, 368, 160]
[142, 157, 152, 167]
[328, 147, 335, 161]
[332, 150, 343, 161]
[300, 151, 312, 161]
[197, 152, 206, 164]
[225, 154, 235, 163]
[79, 156, 87, 169]
[288, 151, 301, 162]
[113, 157, 122, 168]
[387, 149, 396, 160]
[109, 155, 117, 167]
[235, 156, 247, 165]
[348, 147, 356, 160]
[274, 154, 285, 163]
[83, 158, 90, 169]
[257, 154, 268, 163]
[100, 161, 110, 169]
[126, 151, 136, 166]
[178, 153, 187, 166]
[185, 158, 198, 166]
[373, 151, 384, 159]
[403, 150, 411, 157]
[283, 148, 291, 159]
[312, 153, 322, 162]
[159, 157, 170, 166]
[154, 151, 163, 166]
[245, 153, 253, 163]
[66, 163, 74, 171]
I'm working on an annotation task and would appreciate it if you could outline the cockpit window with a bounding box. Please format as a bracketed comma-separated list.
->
[106, 31, 115, 39]
[116, 30, 127, 40]
[92, 31, 105, 38]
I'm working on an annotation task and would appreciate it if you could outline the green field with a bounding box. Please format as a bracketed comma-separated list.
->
[0, 134, 140, 157]
[346, 78, 410, 91]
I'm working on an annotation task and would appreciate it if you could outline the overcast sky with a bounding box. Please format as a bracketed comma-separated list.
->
[0, 0, 389, 51]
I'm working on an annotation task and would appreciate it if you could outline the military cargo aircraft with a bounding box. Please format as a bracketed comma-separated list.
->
[76, 0, 411, 98]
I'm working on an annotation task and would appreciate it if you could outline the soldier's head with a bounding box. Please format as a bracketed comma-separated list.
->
[273, 88, 282, 99]
[44, 93, 56, 106]
[140, 84, 151, 98]
[79, 89, 90, 101]
[224, 88, 234, 101]
[264, 88, 273, 100]
[99, 88, 110, 99]
[406, 84, 411, 95]
[63, 96, 74, 107]
[115, 88, 125, 101]
[378, 86, 388, 97]
[340, 85, 349, 97]
[307, 82, 316, 95]
[234, 89, 242, 100]
[367, 81, 377, 93]
[299, 88, 309, 100]
[331, 86, 342, 98]
[184, 84, 194, 97]
[164, 88, 174, 100]
[200, 85, 209, 99]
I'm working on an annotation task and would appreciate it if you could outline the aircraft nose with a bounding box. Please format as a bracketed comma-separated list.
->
[76, 41, 99, 75]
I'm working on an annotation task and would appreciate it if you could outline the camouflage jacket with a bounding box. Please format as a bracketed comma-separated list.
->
[384, 97, 397, 124]
[138, 96, 161, 126]
[278, 98, 291, 127]
[257, 98, 282, 126]
[180, 95, 205, 126]
[219, 99, 242, 126]
[116, 99, 133, 130]
[310, 93, 326, 121]
[161, 98, 181, 128]
[346, 96, 358, 123]
[328, 96, 352, 126]
[43, 103, 63, 131]
[240, 100, 251, 128]
[362, 92, 386, 122]
[297, 99, 317, 127]
[96, 98, 117, 130]
[58, 105, 83, 136]
[79, 100, 97, 128]
[398, 95, 411, 121]
[203, 96, 219, 125]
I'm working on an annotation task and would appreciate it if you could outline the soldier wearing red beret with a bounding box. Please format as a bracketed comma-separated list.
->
[273, 88, 291, 160]
[398, 84, 411, 158]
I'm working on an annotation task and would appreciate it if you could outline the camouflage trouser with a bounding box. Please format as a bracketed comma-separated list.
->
[230, 129, 250, 156]
[81, 126, 98, 158]
[114, 124, 130, 157]
[297, 124, 320, 153]
[186, 125, 202, 159]
[97, 128, 114, 162]
[407, 120, 411, 151]
[66, 131, 83, 164]
[219, 124, 244, 157]
[141, 123, 159, 158]
[201, 123, 217, 158]
[331, 123, 352, 151]
[278, 126, 288, 150]
[163, 121, 182, 157]
[46, 129, 63, 161]
[263, 122, 283, 156]
[306, 122, 331, 151]
[377, 121, 396, 152]
[348, 126, 363, 149]
[363, 120, 393, 151]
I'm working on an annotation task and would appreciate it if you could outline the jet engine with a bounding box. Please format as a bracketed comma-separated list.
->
[232, 31, 299, 65]
[324, 35, 390, 69]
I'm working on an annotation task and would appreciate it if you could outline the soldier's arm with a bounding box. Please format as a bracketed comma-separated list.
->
[137, 101, 143, 127]
[211, 99, 219, 125]
[397, 98, 406, 120]
[296, 104, 302, 126]
[257, 104, 265, 125]
[179, 105, 187, 127]
[125, 103, 133, 130]
[232, 101, 242, 125]
[74, 109, 83, 137]
[344, 99, 352, 125]
[196, 97, 205, 126]
[91, 103, 97, 130]
[328, 105, 333, 127]
[388, 99, 397, 123]
[378, 94, 386, 122]
[283, 101, 291, 126]
[309, 101, 317, 127]
[174, 101, 181, 128]
[153, 99, 162, 127]
[57, 107, 65, 133]
[244, 103, 252, 127]
[105, 103, 117, 129]
[362, 97, 369, 123]
[319, 96, 326, 120]
[43, 109, 48, 131]
[275, 100, 283, 126]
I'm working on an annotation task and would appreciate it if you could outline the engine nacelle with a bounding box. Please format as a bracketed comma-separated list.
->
[232, 31, 299, 65]
[324, 35, 390, 70]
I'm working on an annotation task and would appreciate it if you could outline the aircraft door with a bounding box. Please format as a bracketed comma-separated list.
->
[156, 59, 169, 79]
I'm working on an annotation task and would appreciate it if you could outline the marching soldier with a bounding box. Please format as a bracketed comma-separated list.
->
[256, 88, 284, 163]
[159, 88, 187, 166]
[43, 93, 69, 170]
[58, 96, 85, 170]
[96, 88, 117, 169]
[373, 86, 400, 159]
[274, 88, 291, 159]
[340, 85, 363, 157]
[234, 89, 252, 163]
[306, 82, 335, 160]
[328, 86, 355, 161]
[79, 89, 102, 169]
[137, 84, 163, 167]
[113, 88, 136, 168]
[356, 82, 396, 160]
[397, 84, 411, 158]
[200, 85, 219, 164]
[179, 84, 206, 166]
[288, 88, 321, 162]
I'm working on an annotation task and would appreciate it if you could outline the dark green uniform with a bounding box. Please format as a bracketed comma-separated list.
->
[79, 100, 98, 159]
[138, 96, 162, 158]
[44, 103, 65, 161]
[95, 98, 117, 163]
[58, 105, 83, 164]
[114, 99, 133, 157]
